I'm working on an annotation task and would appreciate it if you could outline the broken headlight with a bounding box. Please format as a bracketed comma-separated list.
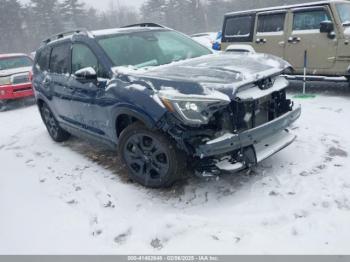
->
[159, 93, 230, 125]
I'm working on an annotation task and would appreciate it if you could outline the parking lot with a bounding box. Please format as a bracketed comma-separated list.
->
[0, 82, 350, 254]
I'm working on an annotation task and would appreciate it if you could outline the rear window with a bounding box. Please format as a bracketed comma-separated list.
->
[49, 43, 70, 74]
[224, 16, 253, 38]
[0, 56, 32, 71]
[257, 13, 286, 34]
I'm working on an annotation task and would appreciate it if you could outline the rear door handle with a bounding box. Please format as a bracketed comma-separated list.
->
[288, 36, 301, 43]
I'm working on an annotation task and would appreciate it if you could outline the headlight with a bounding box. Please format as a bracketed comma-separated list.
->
[159, 92, 230, 125]
[0, 76, 11, 86]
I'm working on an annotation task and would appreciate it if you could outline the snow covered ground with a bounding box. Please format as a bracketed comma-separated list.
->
[1, 84, 350, 255]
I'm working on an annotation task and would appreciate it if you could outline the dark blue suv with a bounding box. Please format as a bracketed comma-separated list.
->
[33, 24, 301, 188]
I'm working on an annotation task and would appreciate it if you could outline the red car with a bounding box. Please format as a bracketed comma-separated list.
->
[0, 53, 34, 110]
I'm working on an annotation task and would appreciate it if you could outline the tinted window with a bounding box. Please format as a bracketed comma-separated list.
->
[257, 13, 286, 33]
[35, 48, 51, 72]
[72, 44, 98, 73]
[71, 44, 108, 77]
[224, 16, 253, 37]
[49, 43, 70, 74]
[293, 9, 331, 31]
[98, 31, 211, 68]
[0, 56, 32, 70]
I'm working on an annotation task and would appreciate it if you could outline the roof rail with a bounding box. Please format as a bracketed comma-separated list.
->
[121, 23, 165, 28]
[43, 28, 89, 44]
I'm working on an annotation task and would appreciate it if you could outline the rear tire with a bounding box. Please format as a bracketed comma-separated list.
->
[118, 122, 186, 188]
[40, 103, 70, 142]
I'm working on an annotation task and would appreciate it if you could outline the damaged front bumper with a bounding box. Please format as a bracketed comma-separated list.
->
[194, 105, 301, 173]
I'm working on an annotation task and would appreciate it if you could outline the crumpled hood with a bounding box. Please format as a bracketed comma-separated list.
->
[0, 66, 32, 77]
[113, 52, 291, 99]
[141, 53, 290, 85]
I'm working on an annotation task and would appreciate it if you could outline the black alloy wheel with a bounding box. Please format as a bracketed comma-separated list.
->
[40, 103, 70, 142]
[118, 122, 185, 188]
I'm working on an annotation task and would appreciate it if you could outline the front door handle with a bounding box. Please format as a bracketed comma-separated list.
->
[256, 38, 267, 44]
[288, 36, 301, 43]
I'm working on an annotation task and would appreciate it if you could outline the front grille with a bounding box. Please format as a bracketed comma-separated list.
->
[11, 73, 30, 85]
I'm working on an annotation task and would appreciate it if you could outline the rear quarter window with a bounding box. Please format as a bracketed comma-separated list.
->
[223, 15, 254, 42]
[35, 48, 51, 72]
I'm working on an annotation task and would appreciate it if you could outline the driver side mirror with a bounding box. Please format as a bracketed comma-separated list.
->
[74, 67, 97, 81]
[320, 20, 334, 33]
[320, 21, 336, 39]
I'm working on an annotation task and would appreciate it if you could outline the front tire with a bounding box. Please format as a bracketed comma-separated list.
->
[0, 100, 7, 112]
[40, 103, 70, 142]
[118, 122, 186, 188]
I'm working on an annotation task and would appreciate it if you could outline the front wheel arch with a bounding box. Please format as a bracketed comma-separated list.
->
[114, 108, 158, 138]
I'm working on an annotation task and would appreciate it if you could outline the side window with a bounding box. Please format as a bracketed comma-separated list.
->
[293, 9, 331, 31]
[35, 47, 51, 72]
[257, 13, 286, 34]
[71, 44, 108, 78]
[224, 15, 253, 40]
[72, 44, 98, 73]
[49, 44, 70, 74]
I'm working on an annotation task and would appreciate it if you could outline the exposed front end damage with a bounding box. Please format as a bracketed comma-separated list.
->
[114, 52, 301, 176]
[157, 75, 301, 176]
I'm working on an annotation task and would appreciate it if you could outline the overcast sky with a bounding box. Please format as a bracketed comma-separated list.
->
[20, 0, 145, 10]
[82, 0, 144, 9]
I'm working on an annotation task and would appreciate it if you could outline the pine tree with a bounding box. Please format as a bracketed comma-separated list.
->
[0, 0, 25, 53]
[140, 0, 167, 24]
[29, 0, 63, 45]
[60, 0, 86, 29]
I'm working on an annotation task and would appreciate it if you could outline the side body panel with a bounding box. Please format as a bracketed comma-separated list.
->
[221, 2, 350, 77]
[284, 5, 337, 74]
[252, 10, 288, 58]
[329, 1, 350, 76]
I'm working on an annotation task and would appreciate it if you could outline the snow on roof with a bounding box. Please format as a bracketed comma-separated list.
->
[225, 0, 348, 16]
[0, 53, 29, 59]
[41, 25, 168, 46]
[92, 27, 167, 37]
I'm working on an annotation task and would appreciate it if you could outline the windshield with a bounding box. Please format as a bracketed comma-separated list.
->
[336, 3, 350, 25]
[97, 30, 212, 69]
[0, 56, 33, 71]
